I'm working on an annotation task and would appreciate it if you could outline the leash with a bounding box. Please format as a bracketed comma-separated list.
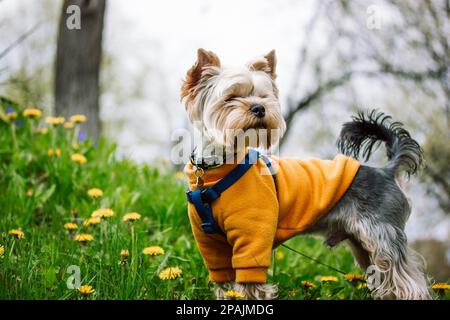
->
[280, 244, 347, 275]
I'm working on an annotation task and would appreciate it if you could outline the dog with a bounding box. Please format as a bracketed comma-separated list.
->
[181, 48, 431, 300]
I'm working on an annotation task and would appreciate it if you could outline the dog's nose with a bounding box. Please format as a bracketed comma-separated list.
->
[250, 104, 265, 118]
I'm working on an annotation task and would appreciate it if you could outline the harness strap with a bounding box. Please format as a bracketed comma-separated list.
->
[186, 149, 278, 234]
[259, 152, 278, 192]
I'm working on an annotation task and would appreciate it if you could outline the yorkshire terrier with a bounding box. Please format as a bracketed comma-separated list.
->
[181, 49, 431, 300]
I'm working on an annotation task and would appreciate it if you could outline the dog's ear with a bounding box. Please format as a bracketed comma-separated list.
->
[181, 49, 221, 103]
[247, 50, 277, 79]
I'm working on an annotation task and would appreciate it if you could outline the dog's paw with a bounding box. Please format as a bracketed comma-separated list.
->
[235, 283, 278, 300]
[214, 282, 235, 300]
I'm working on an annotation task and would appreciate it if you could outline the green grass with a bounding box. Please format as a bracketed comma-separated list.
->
[0, 98, 447, 300]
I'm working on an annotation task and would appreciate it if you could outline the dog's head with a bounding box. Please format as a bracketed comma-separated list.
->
[181, 49, 286, 150]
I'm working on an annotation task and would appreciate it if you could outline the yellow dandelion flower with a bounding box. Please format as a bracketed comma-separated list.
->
[344, 273, 365, 282]
[78, 285, 95, 295]
[159, 266, 182, 280]
[64, 121, 74, 129]
[432, 283, 450, 291]
[6, 112, 18, 121]
[83, 217, 102, 227]
[45, 116, 65, 126]
[91, 208, 114, 219]
[357, 282, 368, 290]
[120, 249, 129, 258]
[0, 245, 4, 256]
[26, 188, 33, 197]
[74, 233, 94, 242]
[320, 276, 338, 283]
[123, 212, 141, 222]
[301, 280, 317, 288]
[23, 108, 42, 119]
[64, 222, 78, 230]
[288, 289, 296, 297]
[71, 153, 87, 164]
[143, 246, 165, 256]
[87, 188, 103, 198]
[47, 148, 61, 157]
[37, 127, 48, 135]
[224, 290, 245, 299]
[8, 229, 25, 239]
[70, 114, 87, 124]
[276, 251, 284, 261]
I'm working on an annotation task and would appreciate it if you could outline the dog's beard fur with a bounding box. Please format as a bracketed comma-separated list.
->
[181, 49, 286, 153]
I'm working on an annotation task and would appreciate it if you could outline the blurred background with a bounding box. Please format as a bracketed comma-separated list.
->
[0, 0, 449, 279]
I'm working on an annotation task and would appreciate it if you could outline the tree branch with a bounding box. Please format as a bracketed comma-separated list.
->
[0, 22, 42, 60]
[281, 65, 445, 147]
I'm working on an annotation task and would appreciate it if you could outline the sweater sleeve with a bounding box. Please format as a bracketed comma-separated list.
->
[224, 208, 278, 283]
[188, 206, 235, 283]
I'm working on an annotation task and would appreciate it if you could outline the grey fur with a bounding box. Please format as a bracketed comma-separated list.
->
[310, 166, 432, 299]
[319, 109, 431, 299]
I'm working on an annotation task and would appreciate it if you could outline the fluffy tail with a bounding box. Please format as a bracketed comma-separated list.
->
[337, 109, 424, 177]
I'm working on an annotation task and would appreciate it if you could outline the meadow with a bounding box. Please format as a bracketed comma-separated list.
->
[0, 97, 448, 300]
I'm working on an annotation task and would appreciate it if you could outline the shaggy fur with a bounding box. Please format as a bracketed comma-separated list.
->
[181, 49, 432, 300]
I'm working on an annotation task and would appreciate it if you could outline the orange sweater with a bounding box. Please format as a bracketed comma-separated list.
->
[184, 152, 360, 283]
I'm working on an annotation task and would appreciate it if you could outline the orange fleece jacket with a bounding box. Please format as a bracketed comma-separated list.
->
[184, 152, 360, 283]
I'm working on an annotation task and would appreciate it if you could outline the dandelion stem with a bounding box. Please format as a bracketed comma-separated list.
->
[131, 224, 137, 276]
[73, 125, 80, 146]
[10, 123, 17, 152]
[131, 224, 135, 257]
[27, 119, 35, 155]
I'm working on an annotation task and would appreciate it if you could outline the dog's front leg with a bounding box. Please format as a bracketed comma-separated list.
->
[237, 283, 278, 300]
[214, 282, 234, 299]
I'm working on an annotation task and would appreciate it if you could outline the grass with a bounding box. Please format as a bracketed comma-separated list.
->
[0, 97, 448, 300]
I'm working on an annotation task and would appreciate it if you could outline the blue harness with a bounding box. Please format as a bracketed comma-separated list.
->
[186, 149, 278, 234]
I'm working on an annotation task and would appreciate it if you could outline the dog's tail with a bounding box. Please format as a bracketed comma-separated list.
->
[337, 109, 424, 177]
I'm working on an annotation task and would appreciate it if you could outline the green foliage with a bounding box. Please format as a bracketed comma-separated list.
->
[0, 97, 446, 300]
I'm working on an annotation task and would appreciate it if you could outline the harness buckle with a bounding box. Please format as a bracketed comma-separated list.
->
[194, 166, 204, 188]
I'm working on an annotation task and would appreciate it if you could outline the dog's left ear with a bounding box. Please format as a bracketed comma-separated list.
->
[181, 49, 221, 103]
[248, 50, 277, 79]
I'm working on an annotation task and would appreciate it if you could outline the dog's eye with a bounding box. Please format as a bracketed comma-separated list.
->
[224, 97, 236, 103]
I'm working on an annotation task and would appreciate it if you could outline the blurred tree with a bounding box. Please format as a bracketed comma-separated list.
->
[283, 0, 449, 213]
[54, 0, 106, 141]
[283, 0, 449, 146]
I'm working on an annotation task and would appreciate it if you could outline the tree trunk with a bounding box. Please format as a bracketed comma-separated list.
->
[54, 0, 106, 141]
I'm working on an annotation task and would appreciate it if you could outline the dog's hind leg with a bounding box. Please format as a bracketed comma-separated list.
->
[346, 215, 432, 300]
[347, 237, 371, 271]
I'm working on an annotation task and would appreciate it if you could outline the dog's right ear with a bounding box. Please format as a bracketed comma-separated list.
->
[181, 49, 221, 103]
